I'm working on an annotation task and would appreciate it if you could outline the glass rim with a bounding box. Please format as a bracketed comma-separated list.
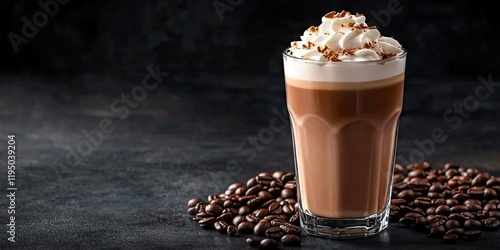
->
[282, 47, 407, 65]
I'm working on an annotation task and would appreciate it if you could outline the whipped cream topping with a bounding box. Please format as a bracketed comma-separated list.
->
[289, 10, 403, 62]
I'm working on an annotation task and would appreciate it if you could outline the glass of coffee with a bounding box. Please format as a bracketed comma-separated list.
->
[283, 11, 407, 238]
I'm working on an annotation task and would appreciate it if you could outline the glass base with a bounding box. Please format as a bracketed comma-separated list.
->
[299, 206, 389, 239]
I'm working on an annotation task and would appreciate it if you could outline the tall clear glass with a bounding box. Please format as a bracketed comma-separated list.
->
[283, 49, 407, 238]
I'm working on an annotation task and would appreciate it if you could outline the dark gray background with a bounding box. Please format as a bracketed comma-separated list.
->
[0, 0, 499, 249]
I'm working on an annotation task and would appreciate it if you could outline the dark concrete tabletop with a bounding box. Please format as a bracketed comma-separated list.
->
[0, 73, 499, 250]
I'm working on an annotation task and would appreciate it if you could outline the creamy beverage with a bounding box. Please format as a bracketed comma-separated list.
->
[283, 10, 406, 238]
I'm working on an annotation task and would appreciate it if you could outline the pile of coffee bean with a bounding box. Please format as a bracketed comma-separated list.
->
[390, 162, 500, 243]
[187, 171, 301, 249]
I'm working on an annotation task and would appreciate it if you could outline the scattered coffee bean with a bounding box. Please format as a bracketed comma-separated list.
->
[188, 197, 203, 208]
[246, 237, 260, 247]
[237, 221, 255, 234]
[465, 230, 481, 239]
[199, 217, 216, 230]
[464, 219, 481, 230]
[279, 223, 301, 235]
[281, 234, 301, 246]
[483, 217, 500, 229]
[260, 238, 278, 249]
[254, 220, 271, 236]
[265, 226, 284, 238]
[227, 225, 237, 236]
[443, 233, 459, 243]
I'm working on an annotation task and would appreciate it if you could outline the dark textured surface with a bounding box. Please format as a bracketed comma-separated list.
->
[0, 74, 500, 249]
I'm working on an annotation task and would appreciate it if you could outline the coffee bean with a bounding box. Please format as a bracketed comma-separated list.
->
[484, 188, 498, 199]
[446, 228, 464, 237]
[235, 186, 248, 196]
[415, 216, 427, 229]
[442, 233, 459, 243]
[464, 219, 482, 230]
[284, 180, 297, 190]
[452, 193, 470, 203]
[435, 205, 450, 215]
[272, 171, 286, 181]
[199, 217, 216, 229]
[239, 206, 252, 215]
[484, 217, 500, 229]
[472, 173, 490, 186]
[246, 237, 260, 247]
[195, 203, 207, 213]
[257, 175, 274, 186]
[466, 203, 482, 212]
[281, 234, 301, 246]
[282, 204, 295, 215]
[247, 177, 259, 188]
[216, 212, 233, 222]
[428, 217, 446, 228]
[237, 221, 255, 234]
[188, 197, 203, 208]
[486, 177, 500, 187]
[397, 189, 415, 201]
[214, 220, 229, 233]
[258, 190, 273, 201]
[445, 220, 460, 230]
[227, 182, 244, 191]
[409, 169, 426, 178]
[450, 205, 469, 213]
[246, 184, 263, 196]
[430, 225, 446, 237]
[233, 215, 246, 226]
[281, 172, 295, 183]
[281, 188, 295, 199]
[223, 200, 234, 208]
[432, 198, 446, 206]
[399, 216, 416, 226]
[260, 238, 278, 249]
[265, 226, 284, 238]
[445, 198, 459, 207]
[264, 215, 282, 221]
[462, 211, 476, 220]
[468, 186, 485, 198]
[289, 212, 300, 225]
[245, 214, 261, 224]
[247, 197, 262, 209]
[187, 207, 198, 216]
[465, 230, 481, 239]
[391, 198, 406, 206]
[489, 211, 500, 219]
[428, 192, 443, 199]
[394, 182, 408, 190]
[253, 208, 270, 219]
[254, 220, 271, 236]
[390, 204, 401, 218]
[271, 219, 286, 227]
[227, 225, 237, 236]
[268, 202, 283, 215]
[279, 223, 301, 235]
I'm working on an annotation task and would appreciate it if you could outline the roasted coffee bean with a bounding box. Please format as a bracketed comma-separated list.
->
[450, 205, 469, 213]
[472, 173, 490, 186]
[233, 215, 246, 226]
[246, 237, 260, 247]
[484, 188, 498, 199]
[247, 197, 262, 209]
[468, 186, 485, 198]
[409, 169, 426, 178]
[281, 172, 295, 183]
[247, 177, 259, 188]
[216, 212, 233, 222]
[281, 234, 301, 246]
[268, 202, 283, 215]
[272, 171, 286, 181]
[265, 226, 284, 238]
[435, 205, 451, 215]
[390, 204, 401, 217]
[264, 215, 283, 221]
[391, 198, 406, 206]
[445, 198, 459, 207]
[246, 184, 263, 196]
[210, 198, 224, 207]
[238, 195, 255, 204]
[449, 213, 466, 224]
[254, 220, 271, 236]
[214, 220, 229, 233]
[228, 182, 244, 191]
[282, 204, 295, 215]
[394, 182, 408, 190]
[281, 188, 295, 199]
[270, 219, 286, 227]
[452, 193, 470, 202]
[483, 217, 500, 229]
[465, 230, 481, 239]
[238, 206, 251, 215]
[399, 216, 416, 226]
[253, 208, 270, 219]
[466, 203, 482, 212]
[428, 217, 446, 228]
[258, 191, 273, 201]
[445, 220, 460, 230]
[223, 207, 238, 215]
[442, 233, 459, 243]
[227, 225, 237, 236]
[260, 238, 278, 249]
[235, 186, 248, 196]
[207, 194, 217, 202]
[223, 200, 234, 208]
[289, 212, 300, 225]
[237, 221, 255, 234]
[489, 211, 500, 219]
[188, 197, 203, 208]
[284, 180, 297, 190]
[257, 175, 274, 186]
[476, 210, 489, 220]
[486, 177, 500, 187]
[199, 217, 216, 229]
[461, 212, 476, 220]
[280, 223, 301, 235]
[446, 228, 464, 237]
[432, 198, 446, 206]
[414, 197, 432, 208]
[426, 206, 436, 216]
[464, 219, 482, 230]
[187, 207, 198, 215]
[195, 203, 207, 213]
[397, 189, 415, 201]
[430, 225, 446, 237]
[415, 216, 427, 228]
[246, 214, 261, 224]
[428, 192, 443, 199]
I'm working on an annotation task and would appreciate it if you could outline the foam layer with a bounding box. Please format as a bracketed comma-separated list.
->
[283, 51, 406, 83]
